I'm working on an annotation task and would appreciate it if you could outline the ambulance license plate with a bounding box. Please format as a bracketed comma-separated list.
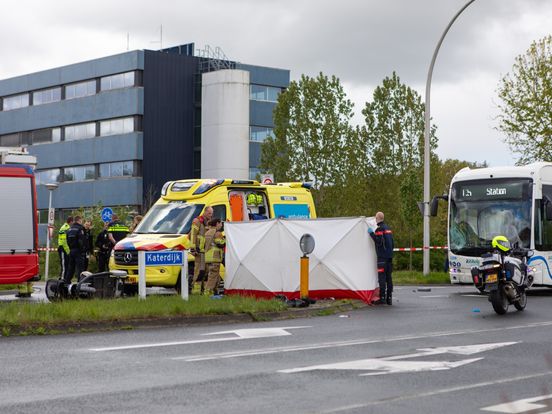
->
[486, 273, 497, 283]
[127, 276, 137, 284]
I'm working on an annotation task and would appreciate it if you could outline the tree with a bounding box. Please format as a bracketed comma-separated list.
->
[260, 73, 355, 189]
[497, 35, 552, 164]
[360, 72, 437, 268]
[399, 169, 423, 270]
[361, 71, 437, 176]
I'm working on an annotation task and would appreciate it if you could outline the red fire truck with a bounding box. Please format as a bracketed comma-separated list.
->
[0, 148, 40, 285]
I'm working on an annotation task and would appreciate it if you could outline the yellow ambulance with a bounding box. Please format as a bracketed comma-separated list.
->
[110, 179, 316, 290]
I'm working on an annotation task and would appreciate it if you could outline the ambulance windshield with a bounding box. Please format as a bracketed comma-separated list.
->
[134, 203, 204, 234]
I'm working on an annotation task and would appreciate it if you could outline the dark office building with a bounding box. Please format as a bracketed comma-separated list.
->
[0, 43, 289, 221]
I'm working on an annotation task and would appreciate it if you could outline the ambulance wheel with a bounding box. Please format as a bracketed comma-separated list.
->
[123, 284, 138, 296]
[514, 291, 527, 311]
[175, 274, 182, 294]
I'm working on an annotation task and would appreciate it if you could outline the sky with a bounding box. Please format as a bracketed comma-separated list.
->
[0, 0, 550, 167]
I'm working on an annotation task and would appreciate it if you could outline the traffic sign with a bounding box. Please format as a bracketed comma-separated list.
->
[261, 174, 274, 185]
[144, 251, 184, 266]
[101, 207, 113, 223]
[48, 207, 55, 226]
[138, 250, 188, 301]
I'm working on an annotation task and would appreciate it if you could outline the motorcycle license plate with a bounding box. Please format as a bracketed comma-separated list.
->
[486, 273, 497, 283]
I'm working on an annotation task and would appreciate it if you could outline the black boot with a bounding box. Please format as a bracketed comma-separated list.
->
[372, 290, 386, 305]
[386, 292, 393, 306]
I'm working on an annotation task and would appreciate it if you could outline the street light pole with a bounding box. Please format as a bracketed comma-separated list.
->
[423, 0, 476, 275]
[44, 183, 59, 282]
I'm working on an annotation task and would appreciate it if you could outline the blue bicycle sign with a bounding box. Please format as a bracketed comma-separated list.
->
[101, 207, 113, 223]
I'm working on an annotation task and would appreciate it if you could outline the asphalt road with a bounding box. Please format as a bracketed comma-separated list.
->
[1, 285, 552, 414]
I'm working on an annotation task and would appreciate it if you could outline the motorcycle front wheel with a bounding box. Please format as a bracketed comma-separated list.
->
[514, 290, 527, 311]
[490, 288, 509, 315]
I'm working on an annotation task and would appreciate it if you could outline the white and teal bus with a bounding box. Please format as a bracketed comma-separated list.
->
[443, 162, 552, 287]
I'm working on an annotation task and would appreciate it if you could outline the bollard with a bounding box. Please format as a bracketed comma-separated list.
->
[299, 234, 315, 301]
[300, 255, 309, 299]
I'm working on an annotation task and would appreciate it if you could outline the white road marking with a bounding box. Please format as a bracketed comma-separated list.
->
[463, 294, 488, 298]
[279, 342, 517, 375]
[481, 394, 552, 413]
[173, 321, 552, 361]
[88, 326, 310, 352]
[318, 372, 552, 413]
[420, 295, 450, 298]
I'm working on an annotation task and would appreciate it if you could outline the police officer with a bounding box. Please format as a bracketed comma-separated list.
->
[204, 218, 226, 295]
[57, 216, 73, 280]
[368, 211, 394, 305]
[189, 206, 213, 294]
[82, 219, 94, 271]
[65, 216, 87, 283]
[107, 214, 130, 247]
[95, 222, 111, 272]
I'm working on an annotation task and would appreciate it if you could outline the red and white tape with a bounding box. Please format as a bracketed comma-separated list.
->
[38, 247, 57, 252]
[393, 246, 448, 252]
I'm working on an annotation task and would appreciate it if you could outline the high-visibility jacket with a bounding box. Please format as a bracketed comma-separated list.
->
[190, 216, 207, 252]
[204, 227, 225, 263]
[58, 223, 71, 254]
[108, 221, 130, 243]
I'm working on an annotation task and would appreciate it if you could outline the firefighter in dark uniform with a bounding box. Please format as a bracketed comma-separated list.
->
[95, 222, 111, 272]
[83, 219, 94, 271]
[368, 211, 394, 305]
[65, 216, 87, 283]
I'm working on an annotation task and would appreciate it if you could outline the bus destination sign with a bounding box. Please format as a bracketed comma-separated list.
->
[456, 182, 524, 201]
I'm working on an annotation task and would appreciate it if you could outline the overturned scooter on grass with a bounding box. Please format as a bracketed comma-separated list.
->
[470, 235, 534, 315]
[45, 270, 128, 301]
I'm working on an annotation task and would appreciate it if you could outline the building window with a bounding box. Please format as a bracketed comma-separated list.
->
[100, 72, 135, 91]
[100, 117, 134, 137]
[33, 87, 61, 106]
[65, 80, 96, 100]
[100, 160, 135, 178]
[35, 168, 61, 185]
[249, 168, 261, 180]
[63, 165, 95, 182]
[65, 122, 96, 141]
[31, 128, 61, 145]
[250, 85, 281, 102]
[3, 93, 29, 111]
[0, 133, 22, 146]
[250, 126, 274, 142]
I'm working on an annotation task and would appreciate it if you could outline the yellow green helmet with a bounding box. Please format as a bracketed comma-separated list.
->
[492, 235, 511, 252]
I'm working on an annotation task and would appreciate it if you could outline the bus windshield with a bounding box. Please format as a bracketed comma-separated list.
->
[449, 178, 532, 256]
[134, 202, 204, 235]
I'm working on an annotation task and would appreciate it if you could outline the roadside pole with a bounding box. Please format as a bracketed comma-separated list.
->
[138, 251, 146, 300]
[138, 250, 187, 300]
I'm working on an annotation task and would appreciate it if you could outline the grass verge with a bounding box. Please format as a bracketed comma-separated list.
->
[0, 295, 289, 335]
[393, 271, 451, 285]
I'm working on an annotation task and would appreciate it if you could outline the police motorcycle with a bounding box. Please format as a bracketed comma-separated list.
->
[470, 235, 534, 315]
[45, 270, 128, 302]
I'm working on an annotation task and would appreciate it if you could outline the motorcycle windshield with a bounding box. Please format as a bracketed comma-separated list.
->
[449, 178, 532, 256]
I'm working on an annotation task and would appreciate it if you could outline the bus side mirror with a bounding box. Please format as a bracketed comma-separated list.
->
[430, 197, 439, 217]
[429, 194, 448, 217]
